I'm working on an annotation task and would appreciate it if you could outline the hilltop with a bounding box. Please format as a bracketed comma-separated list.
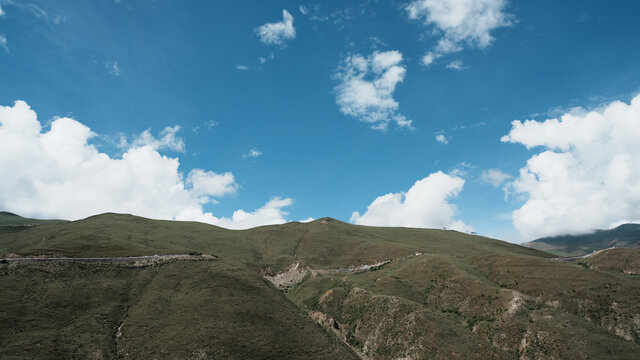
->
[525, 223, 640, 257]
[1, 213, 639, 359]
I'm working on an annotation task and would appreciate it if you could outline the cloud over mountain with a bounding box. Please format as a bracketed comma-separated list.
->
[503, 94, 640, 239]
[351, 171, 472, 232]
[0, 100, 290, 229]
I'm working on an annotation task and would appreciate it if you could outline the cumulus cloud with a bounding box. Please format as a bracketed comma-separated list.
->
[0, 4, 4, 16]
[502, 94, 640, 239]
[406, 0, 513, 66]
[199, 197, 292, 230]
[351, 171, 473, 232]
[481, 169, 512, 187]
[255, 9, 296, 46]
[435, 133, 448, 144]
[334, 50, 412, 130]
[0, 100, 290, 229]
[186, 169, 238, 198]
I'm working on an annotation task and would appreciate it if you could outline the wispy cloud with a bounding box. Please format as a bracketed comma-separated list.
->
[243, 148, 262, 159]
[481, 169, 512, 187]
[192, 119, 219, 135]
[0, 34, 8, 53]
[126, 126, 185, 153]
[53, 15, 66, 24]
[299, 5, 308, 15]
[446, 60, 467, 71]
[235, 65, 249, 71]
[258, 53, 275, 64]
[106, 61, 120, 76]
[452, 121, 486, 131]
[255, 9, 296, 46]
[205, 119, 218, 130]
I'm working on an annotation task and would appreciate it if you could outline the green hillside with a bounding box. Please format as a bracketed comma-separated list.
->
[525, 223, 640, 257]
[1, 213, 639, 359]
[0, 211, 67, 227]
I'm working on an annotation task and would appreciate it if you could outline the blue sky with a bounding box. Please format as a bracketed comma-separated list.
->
[2, 0, 640, 242]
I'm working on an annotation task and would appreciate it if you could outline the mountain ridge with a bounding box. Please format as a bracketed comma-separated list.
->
[525, 223, 640, 257]
[1, 212, 639, 359]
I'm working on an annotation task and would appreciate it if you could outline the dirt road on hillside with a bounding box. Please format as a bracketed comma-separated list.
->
[1, 254, 215, 264]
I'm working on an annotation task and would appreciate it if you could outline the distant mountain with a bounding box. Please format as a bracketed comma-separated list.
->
[525, 223, 640, 257]
[0, 211, 67, 227]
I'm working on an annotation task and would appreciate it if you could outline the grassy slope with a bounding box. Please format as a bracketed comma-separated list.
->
[1, 213, 639, 359]
[0, 211, 66, 227]
[582, 248, 640, 275]
[525, 223, 640, 256]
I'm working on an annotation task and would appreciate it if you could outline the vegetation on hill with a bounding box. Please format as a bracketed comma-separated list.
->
[0, 211, 67, 227]
[525, 223, 640, 257]
[1, 213, 639, 359]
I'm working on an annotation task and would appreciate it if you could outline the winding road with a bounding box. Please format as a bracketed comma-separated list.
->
[1, 254, 215, 264]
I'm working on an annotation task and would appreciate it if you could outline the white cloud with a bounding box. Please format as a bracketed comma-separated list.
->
[255, 9, 296, 46]
[243, 148, 262, 159]
[192, 197, 292, 230]
[53, 15, 66, 24]
[132, 126, 185, 152]
[299, 217, 315, 223]
[299, 5, 308, 15]
[421, 52, 437, 66]
[351, 171, 473, 232]
[235, 65, 249, 71]
[334, 50, 412, 130]
[0, 34, 7, 53]
[435, 133, 448, 144]
[186, 169, 237, 197]
[481, 169, 512, 187]
[449, 161, 475, 178]
[407, 0, 513, 66]
[205, 119, 219, 130]
[1, 1, 46, 18]
[502, 94, 640, 239]
[0, 100, 290, 230]
[446, 60, 466, 70]
[106, 61, 119, 76]
[23, 3, 46, 18]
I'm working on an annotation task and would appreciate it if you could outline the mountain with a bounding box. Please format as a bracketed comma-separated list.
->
[1, 213, 639, 359]
[525, 223, 640, 257]
[0, 211, 67, 227]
